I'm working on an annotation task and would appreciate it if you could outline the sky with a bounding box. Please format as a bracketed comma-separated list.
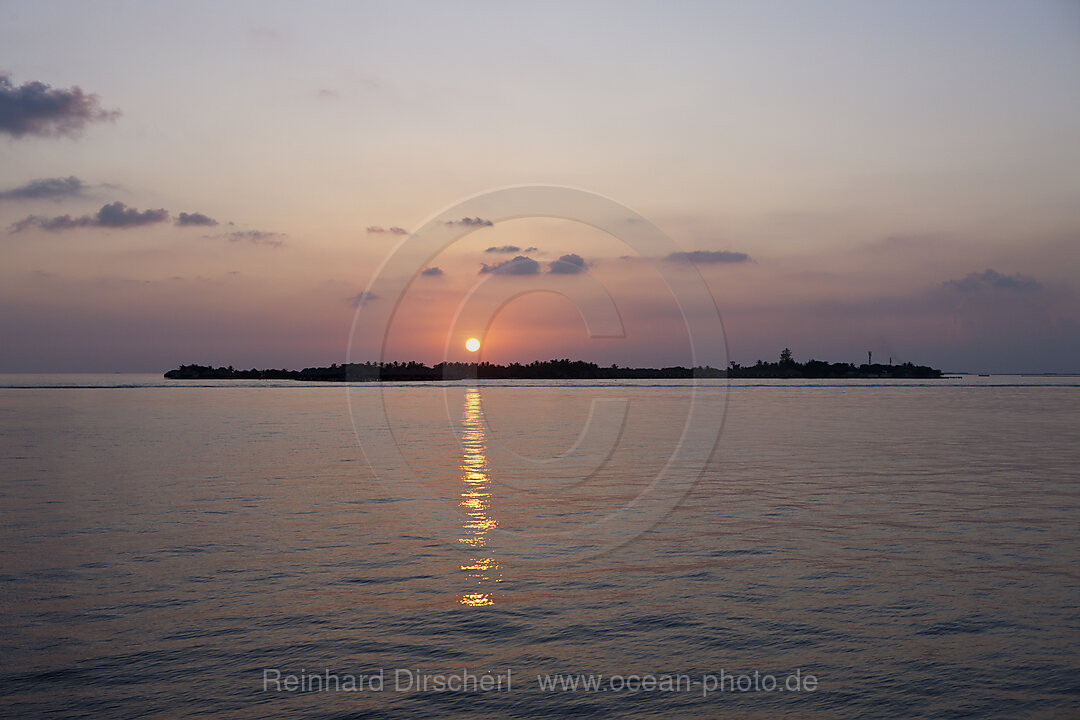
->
[1, 0, 1078, 373]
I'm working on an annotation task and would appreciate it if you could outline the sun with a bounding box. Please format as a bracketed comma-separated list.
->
[465, 337, 481, 353]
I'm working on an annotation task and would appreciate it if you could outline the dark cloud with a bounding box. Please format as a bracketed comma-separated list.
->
[218, 230, 285, 247]
[549, 253, 586, 274]
[0, 176, 84, 201]
[366, 225, 407, 235]
[348, 291, 379, 307]
[482, 245, 539, 253]
[96, 202, 169, 227]
[175, 212, 218, 227]
[10, 201, 168, 232]
[667, 250, 750, 264]
[0, 72, 120, 138]
[10, 215, 78, 232]
[944, 269, 1043, 293]
[447, 217, 493, 227]
[479, 255, 540, 275]
[420, 266, 444, 276]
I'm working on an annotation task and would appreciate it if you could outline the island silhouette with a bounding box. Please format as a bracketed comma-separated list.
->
[164, 349, 942, 381]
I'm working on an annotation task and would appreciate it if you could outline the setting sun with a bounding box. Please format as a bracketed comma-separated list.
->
[465, 338, 481, 353]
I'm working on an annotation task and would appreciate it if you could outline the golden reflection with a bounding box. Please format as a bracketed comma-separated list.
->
[457, 388, 501, 607]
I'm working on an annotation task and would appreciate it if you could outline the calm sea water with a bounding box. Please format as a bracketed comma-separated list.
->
[1, 375, 1077, 718]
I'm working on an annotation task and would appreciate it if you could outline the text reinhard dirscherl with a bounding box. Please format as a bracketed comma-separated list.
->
[261, 668, 818, 697]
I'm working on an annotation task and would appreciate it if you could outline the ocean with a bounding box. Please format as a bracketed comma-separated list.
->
[1, 375, 1077, 718]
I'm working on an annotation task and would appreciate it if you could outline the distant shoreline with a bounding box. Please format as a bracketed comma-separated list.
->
[164, 357, 943, 382]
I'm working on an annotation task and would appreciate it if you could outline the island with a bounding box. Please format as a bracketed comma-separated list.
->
[164, 349, 942, 381]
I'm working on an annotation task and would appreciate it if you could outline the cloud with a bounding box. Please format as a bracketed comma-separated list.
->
[479, 255, 540, 275]
[348, 291, 379, 307]
[175, 212, 218, 227]
[485, 245, 521, 253]
[217, 230, 285, 247]
[420, 266, 444, 276]
[366, 225, 407, 235]
[0, 176, 85, 201]
[10, 201, 168, 232]
[0, 72, 120, 138]
[944, 269, 1043, 293]
[10, 215, 77, 232]
[667, 250, 751, 264]
[446, 216, 493, 227]
[96, 202, 168, 228]
[549, 253, 586, 274]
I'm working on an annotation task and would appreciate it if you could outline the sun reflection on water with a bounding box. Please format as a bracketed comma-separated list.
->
[457, 388, 501, 607]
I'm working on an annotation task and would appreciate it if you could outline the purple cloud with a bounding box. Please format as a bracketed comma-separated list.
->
[10, 201, 168, 232]
[0, 72, 120, 138]
[667, 250, 750, 264]
[366, 225, 408, 235]
[175, 212, 219, 227]
[0, 176, 85, 201]
[549, 253, 586, 274]
[447, 217, 493, 228]
[479, 255, 540, 275]
[96, 202, 168, 227]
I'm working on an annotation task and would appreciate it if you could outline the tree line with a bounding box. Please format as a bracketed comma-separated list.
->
[165, 350, 941, 381]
